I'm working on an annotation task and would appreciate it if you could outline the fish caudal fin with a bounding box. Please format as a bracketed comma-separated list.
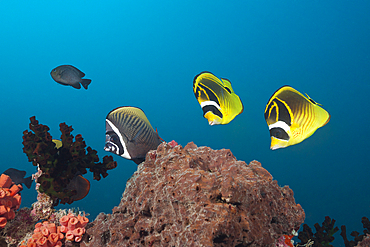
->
[24, 176, 33, 189]
[81, 79, 92, 89]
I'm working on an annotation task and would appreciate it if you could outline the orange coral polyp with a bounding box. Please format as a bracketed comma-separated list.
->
[59, 215, 69, 226]
[35, 236, 48, 247]
[68, 217, 78, 230]
[59, 225, 67, 233]
[27, 242, 37, 247]
[0, 174, 13, 188]
[35, 222, 43, 229]
[48, 232, 59, 244]
[6, 210, 15, 220]
[0, 205, 7, 215]
[75, 235, 82, 242]
[2, 198, 13, 208]
[73, 227, 85, 237]
[48, 222, 57, 233]
[0, 189, 6, 198]
[9, 184, 21, 196]
[32, 231, 43, 240]
[0, 217, 7, 228]
[41, 227, 49, 236]
[65, 231, 74, 241]
[79, 215, 89, 227]
[0, 174, 22, 228]
[13, 194, 21, 205]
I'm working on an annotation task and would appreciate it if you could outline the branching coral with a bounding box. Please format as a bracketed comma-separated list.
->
[297, 216, 370, 247]
[340, 217, 370, 247]
[297, 216, 339, 247]
[22, 116, 117, 205]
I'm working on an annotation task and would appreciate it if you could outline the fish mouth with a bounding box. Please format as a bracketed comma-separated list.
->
[104, 142, 119, 155]
[270, 145, 281, 150]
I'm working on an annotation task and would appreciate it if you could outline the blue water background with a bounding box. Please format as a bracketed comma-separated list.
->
[1, 1, 369, 246]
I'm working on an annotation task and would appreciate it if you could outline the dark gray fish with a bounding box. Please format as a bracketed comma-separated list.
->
[104, 106, 162, 164]
[3, 168, 33, 189]
[66, 175, 90, 202]
[50, 65, 91, 89]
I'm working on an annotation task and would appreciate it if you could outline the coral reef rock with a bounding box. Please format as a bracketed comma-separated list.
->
[82, 142, 305, 247]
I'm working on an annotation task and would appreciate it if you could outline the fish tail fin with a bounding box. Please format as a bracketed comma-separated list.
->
[24, 176, 33, 189]
[81, 79, 92, 89]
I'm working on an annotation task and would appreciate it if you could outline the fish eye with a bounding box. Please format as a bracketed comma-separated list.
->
[110, 134, 119, 142]
[275, 129, 282, 137]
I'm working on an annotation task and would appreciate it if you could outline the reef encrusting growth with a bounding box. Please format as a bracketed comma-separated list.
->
[81, 142, 305, 247]
[22, 116, 117, 205]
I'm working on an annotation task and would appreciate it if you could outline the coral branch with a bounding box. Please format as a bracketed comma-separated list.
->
[22, 116, 117, 205]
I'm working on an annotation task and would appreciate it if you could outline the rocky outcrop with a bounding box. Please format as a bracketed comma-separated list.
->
[81, 142, 305, 247]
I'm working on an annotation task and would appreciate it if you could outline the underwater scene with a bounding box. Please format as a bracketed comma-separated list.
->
[1, 1, 370, 246]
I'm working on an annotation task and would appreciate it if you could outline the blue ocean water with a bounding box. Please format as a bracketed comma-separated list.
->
[1, 1, 369, 246]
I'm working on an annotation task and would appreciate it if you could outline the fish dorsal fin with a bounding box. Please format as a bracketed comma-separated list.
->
[220, 78, 234, 94]
[108, 106, 154, 128]
[156, 128, 165, 142]
[305, 93, 321, 105]
[66, 65, 85, 77]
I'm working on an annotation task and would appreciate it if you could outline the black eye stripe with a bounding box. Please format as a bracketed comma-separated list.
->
[269, 127, 289, 141]
[105, 132, 124, 155]
[202, 105, 222, 118]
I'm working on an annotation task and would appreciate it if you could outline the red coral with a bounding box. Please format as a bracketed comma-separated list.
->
[0, 174, 22, 228]
[81, 142, 305, 247]
[284, 235, 294, 247]
[167, 140, 178, 148]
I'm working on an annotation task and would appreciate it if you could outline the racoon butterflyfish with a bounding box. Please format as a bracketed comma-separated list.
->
[264, 85, 330, 150]
[104, 106, 162, 164]
[193, 71, 243, 125]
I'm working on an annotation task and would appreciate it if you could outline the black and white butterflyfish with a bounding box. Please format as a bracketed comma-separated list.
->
[104, 106, 162, 164]
[193, 71, 243, 125]
[264, 85, 330, 150]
